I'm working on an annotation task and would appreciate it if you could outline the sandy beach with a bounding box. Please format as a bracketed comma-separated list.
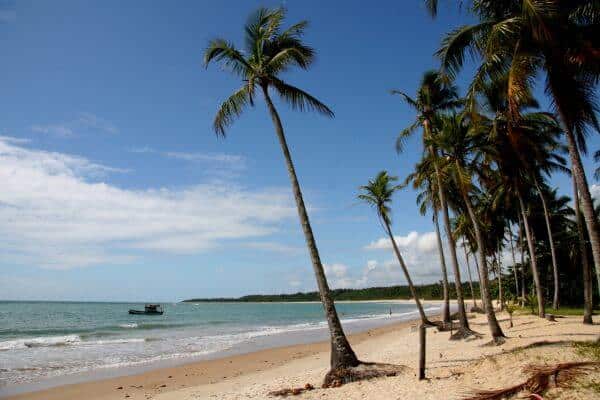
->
[4, 308, 599, 400]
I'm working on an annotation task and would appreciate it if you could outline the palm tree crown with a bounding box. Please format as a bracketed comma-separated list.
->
[204, 7, 333, 136]
[358, 171, 402, 226]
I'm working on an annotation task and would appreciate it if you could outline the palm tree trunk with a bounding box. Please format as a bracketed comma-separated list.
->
[508, 228, 519, 298]
[533, 177, 560, 309]
[472, 252, 485, 311]
[556, 102, 600, 299]
[428, 139, 470, 332]
[262, 85, 358, 369]
[463, 242, 477, 308]
[517, 191, 545, 318]
[518, 215, 526, 304]
[496, 246, 503, 311]
[433, 210, 451, 324]
[573, 177, 594, 325]
[455, 161, 504, 340]
[383, 219, 431, 325]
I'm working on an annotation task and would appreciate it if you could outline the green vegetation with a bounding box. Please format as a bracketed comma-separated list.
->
[520, 306, 599, 317]
[183, 282, 478, 303]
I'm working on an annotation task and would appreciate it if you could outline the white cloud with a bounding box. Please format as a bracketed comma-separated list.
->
[31, 124, 74, 138]
[242, 241, 302, 254]
[590, 184, 600, 201]
[365, 231, 438, 252]
[31, 113, 118, 138]
[0, 138, 295, 269]
[323, 263, 355, 289]
[130, 147, 246, 170]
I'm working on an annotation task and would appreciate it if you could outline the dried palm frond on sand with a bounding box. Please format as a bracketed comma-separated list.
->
[461, 361, 600, 400]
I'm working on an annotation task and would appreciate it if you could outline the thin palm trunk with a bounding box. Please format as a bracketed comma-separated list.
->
[533, 177, 560, 309]
[573, 177, 594, 325]
[473, 253, 485, 311]
[383, 219, 431, 325]
[508, 228, 519, 298]
[518, 215, 526, 304]
[517, 191, 545, 318]
[262, 86, 358, 369]
[455, 161, 504, 340]
[561, 116, 600, 299]
[433, 210, 451, 323]
[496, 247, 503, 311]
[428, 137, 469, 332]
[463, 242, 477, 308]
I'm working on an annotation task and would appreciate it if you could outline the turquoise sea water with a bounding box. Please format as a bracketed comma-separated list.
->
[0, 300, 438, 390]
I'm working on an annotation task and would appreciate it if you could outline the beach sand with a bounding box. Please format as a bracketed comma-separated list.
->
[4, 310, 599, 400]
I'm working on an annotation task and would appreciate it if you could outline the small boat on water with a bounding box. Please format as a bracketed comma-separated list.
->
[129, 304, 164, 315]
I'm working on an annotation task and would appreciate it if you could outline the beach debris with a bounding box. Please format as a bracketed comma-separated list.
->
[461, 361, 600, 400]
[322, 362, 409, 388]
[268, 383, 315, 396]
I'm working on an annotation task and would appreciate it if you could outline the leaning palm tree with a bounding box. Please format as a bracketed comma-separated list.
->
[358, 171, 433, 326]
[432, 114, 505, 342]
[204, 7, 359, 374]
[393, 71, 473, 337]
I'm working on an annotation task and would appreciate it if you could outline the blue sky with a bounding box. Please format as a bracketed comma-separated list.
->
[0, 0, 598, 301]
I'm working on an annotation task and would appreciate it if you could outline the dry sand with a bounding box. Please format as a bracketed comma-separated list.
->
[4, 311, 599, 400]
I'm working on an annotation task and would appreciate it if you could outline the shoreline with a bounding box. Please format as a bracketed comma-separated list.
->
[1, 312, 427, 400]
[3, 311, 598, 400]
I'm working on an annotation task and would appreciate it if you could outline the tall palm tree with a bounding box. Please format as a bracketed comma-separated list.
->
[407, 156, 451, 324]
[204, 8, 359, 370]
[394, 71, 473, 336]
[574, 178, 594, 325]
[432, 114, 505, 342]
[359, 171, 433, 326]
[508, 227, 520, 297]
[436, 0, 600, 299]
[462, 240, 478, 309]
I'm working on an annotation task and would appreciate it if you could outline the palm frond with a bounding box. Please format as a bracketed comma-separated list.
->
[266, 40, 315, 73]
[213, 85, 253, 136]
[244, 7, 284, 56]
[424, 0, 438, 17]
[437, 22, 492, 80]
[396, 120, 421, 153]
[271, 78, 334, 117]
[204, 39, 250, 77]
[390, 90, 419, 110]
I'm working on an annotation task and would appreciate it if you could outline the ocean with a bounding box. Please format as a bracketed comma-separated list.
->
[0, 300, 439, 393]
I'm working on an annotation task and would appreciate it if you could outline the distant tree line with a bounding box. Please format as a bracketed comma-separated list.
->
[183, 281, 479, 303]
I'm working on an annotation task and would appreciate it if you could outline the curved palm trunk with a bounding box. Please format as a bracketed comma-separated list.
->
[433, 210, 451, 323]
[508, 228, 519, 298]
[428, 137, 469, 331]
[383, 219, 431, 325]
[573, 177, 594, 325]
[455, 161, 504, 339]
[463, 242, 477, 308]
[262, 86, 358, 369]
[517, 191, 545, 318]
[533, 177, 560, 309]
[560, 113, 600, 299]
